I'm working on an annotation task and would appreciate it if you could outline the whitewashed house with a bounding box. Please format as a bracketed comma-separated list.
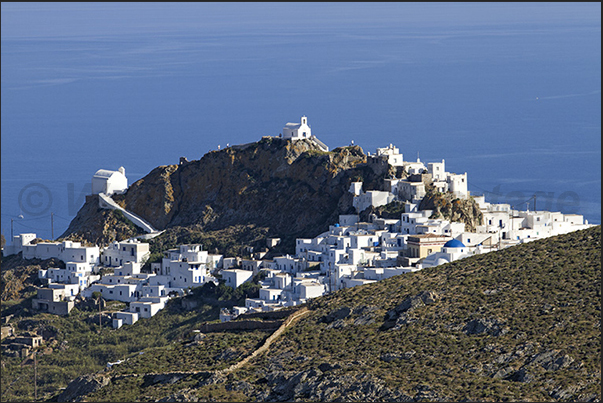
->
[272, 255, 308, 275]
[397, 180, 427, 202]
[129, 297, 167, 318]
[32, 284, 77, 316]
[296, 280, 326, 300]
[22, 239, 100, 272]
[2, 233, 36, 257]
[427, 160, 446, 181]
[376, 144, 404, 167]
[222, 269, 254, 289]
[353, 190, 396, 213]
[92, 167, 128, 195]
[403, 159, 427, 175]
[101, 239, 150, 267]
[160, 244, 209, 288]
[447, 172, 468, 198]
[415, 220, 465, 237]
[38, 261, 100, 291]
[86, 283, 139, 303]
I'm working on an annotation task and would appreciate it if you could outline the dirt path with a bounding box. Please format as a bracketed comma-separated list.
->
[217, 307, 310, 374]
[111, 307, 311, 379]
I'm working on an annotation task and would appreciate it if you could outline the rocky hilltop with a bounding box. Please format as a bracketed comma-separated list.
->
[61, 138, 389, 250]
[61, 137, 484, 254]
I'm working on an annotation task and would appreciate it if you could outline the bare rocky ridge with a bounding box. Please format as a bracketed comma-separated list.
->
[60, 137, 484, 252]
[61, 138, 378, 249]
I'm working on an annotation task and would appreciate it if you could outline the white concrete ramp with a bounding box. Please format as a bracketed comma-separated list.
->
[98, 193, 158, 234]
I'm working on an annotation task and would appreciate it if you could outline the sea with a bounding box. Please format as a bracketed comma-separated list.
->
[1, 3, 601, 242]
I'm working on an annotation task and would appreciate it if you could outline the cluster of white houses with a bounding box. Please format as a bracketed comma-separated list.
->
[3, 127, 595, 326]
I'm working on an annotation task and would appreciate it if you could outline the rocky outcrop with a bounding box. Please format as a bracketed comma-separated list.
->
[62, 139, 383, 249]
[258, 369, 415, 402]
[418, 186, 483, 231]
[463, 317, 509, 337]
[382, 290, 439, 330]
[1, 254, 61, 301]
[55, 374, 110, 402]
[59, 195, 144, 245]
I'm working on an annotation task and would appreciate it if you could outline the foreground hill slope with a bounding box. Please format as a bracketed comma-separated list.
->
[74, 226, 601, 402]
[60, 137, 388, 249]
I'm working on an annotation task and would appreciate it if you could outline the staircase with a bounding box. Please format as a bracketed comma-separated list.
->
[97, 193, 159, 234]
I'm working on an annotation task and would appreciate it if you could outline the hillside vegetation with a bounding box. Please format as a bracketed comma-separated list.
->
[13, 226, 596, 402]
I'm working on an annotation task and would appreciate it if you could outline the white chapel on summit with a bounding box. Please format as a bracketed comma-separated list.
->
[282, 116, 312, 140]
[91, 167, 128, 195]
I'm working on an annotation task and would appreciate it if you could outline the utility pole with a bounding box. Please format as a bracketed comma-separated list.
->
[51, 213, 54, 240]
[34, 351, 37, 401]
[533, 194, 536, 212]
[11, 218, 14, 239]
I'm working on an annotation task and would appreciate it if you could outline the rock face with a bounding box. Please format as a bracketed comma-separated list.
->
[418, 186, 483, 232]
[55, 374, 110, 402]
[59, 194, 144, 245]
[62, 138, 384, 248]
[1, 254, 62, 301]
[258, 369, 415, 402]
[464, 318, 509, 337]
[382, 290, 439, 330]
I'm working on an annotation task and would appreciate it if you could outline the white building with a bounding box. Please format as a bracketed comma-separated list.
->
[38, 261, 100, 291]
[272, 255, 308, 275]
[418, 239, 474, 269]
[376, 144, 404, 167]
[427, 160, 446, 181]
[114, 311, 138, 326]
[353, 190, 396, 213]
[101, 239, 150, 267]
[296, 280, 326, 300]
[22, 239, 100, 271]
[2, 233, 37, 257]
[403, 159, 427, 175]
[92, 167, 128, 195]
[447, 172, 468, 198]
[32, 284, 78, 316]
[222, 269, 254, 289]
[130, 297, 168, 318]
[281, 116, 329, 151]
[282, 116, 312, 140]
[397, 180, 427, 202]
[160, 244, 210, 289]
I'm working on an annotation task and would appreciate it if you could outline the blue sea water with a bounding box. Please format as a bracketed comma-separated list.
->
[1, 3, 601, 241]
